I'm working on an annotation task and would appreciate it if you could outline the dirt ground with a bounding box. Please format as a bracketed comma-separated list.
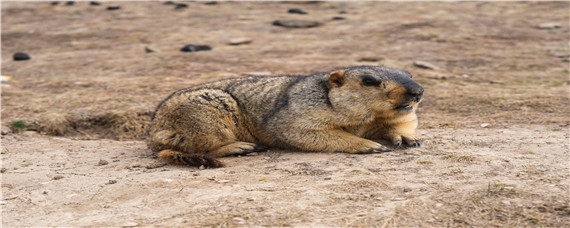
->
[1, 1, 569, 227]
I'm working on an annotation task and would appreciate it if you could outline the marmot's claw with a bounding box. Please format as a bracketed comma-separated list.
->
[252, 145, 269, 152]
[395, 142, 402, 148]
[368, 148, 392, 153]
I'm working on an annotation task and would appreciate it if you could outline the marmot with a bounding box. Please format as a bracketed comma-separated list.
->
[148, 65, 424, 168]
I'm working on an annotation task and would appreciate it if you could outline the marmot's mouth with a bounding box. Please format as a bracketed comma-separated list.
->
[395, 102, 415, 112]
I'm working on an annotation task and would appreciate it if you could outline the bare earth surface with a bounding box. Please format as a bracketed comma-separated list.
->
[1, 1, 569, 227]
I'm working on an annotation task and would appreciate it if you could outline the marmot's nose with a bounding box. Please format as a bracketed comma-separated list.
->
[408, 86, 423, 97]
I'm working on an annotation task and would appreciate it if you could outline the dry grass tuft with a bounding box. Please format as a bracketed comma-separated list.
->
[38, 113, 71, 136]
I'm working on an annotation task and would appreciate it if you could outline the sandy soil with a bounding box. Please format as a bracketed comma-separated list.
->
[2, 1, 569, 227]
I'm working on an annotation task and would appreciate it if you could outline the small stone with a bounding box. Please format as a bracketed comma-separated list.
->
[164, 1, 174, 5]
[89, 1, 100, 6]
[332, 16, 346, 20]
[217, 179, 230, 183]
[106, 6, 120, 10]
[204, 1, 217, 5]
[1, 127, 12, 135]
[537, 22, 561, 29]
[272, 20, 322, 28]
[107, 180, 117, 184]
[122, 222, 138, 227]
[402, 187, 412, 193]
[324, 177, 332, 180]
[480, 123, 490, 128]
[199, 165, 205, 170]
[358, 57, 384, 62]
[145, 46, 155, 53]
[247, 197, 255, 201]
[338, 10, 348, 14]
[97, 160, 109, 166]
[435, 203, 443, 207]
[413, 61, 440, 70]
[228, 37, 253, 45]
[501, 200, 511, 206]
[1, 168, 6, 173]
[13, 53, 31, 61]
[180, 44, 212, 52]
[175, 3, 187, 9]
[288, 8, 308, 14]
[53, 175, 64, 180]
[233, 217, 246, 224]
[65, 1, 74, 6]
[50, 2, 59, 6]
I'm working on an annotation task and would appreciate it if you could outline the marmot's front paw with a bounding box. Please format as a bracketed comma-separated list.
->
[387, 134, 422, 148]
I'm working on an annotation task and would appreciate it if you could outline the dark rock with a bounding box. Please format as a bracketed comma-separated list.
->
[288, 8, 308, 15]
[65, 1, 74, 6]
[164, 1, 175, 5]
[180, 44, 212, 52]
[13, 53, 31, 61]
[338, 10, 347, 14]
[272, 20, 322, 28]
[145, 46, 155, 53]
[175, 3, 187, 9]
[97, 160, 109, 166]
[50, 2, 59, 6]
[413, 60, 440, 70]
[107, 6, 120, 10]
[90, 1, 101, 6]
[204, 1, 217, 5]
[358, 57, 384, 62]
[332, 16, 345, 20]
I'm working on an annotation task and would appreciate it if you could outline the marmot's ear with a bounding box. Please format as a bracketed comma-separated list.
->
[329, 70, 345, 88]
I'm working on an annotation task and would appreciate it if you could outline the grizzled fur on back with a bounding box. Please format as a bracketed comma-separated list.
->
[148, 65, 424, 168]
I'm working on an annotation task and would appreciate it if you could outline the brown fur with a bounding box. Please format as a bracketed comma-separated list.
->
[147, 65, 424, 168]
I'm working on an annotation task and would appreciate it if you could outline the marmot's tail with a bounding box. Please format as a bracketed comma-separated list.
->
[157, 149, 225, 168]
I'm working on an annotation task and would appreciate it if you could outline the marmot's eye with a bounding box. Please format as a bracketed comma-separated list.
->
[361, 75, 381, 86]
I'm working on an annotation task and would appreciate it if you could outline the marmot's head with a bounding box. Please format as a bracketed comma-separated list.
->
[327, 65, 423, 119]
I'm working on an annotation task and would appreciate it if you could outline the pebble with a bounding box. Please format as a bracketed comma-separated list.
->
[199, 165, 206, 170]
[51, 2, 59, 6]
[480, 123, 490, 128]
[435, 203, 443, 207]
[175, 3, 187, 9]
[332, 16, 346, 20]
[53, 175, 65, 180]
[228, 37, 253, 45]
[144, 46, 155, 53]
[247, 197, 255, 201]
[233, 217, 246, 224]
[13, 52, 31, 61]
[358, 57, 384, 62]
[107, 6, 120, 10]
[90, 1, 100, 6]
[1, 168, 6, 173]
[65, 1, 75, 6]
[204, 1, 217, 5]
[501, 200, 511, 206]
[97, 160, 109, 166]
[288, 8, 308, 15]
[216, 179, 230, 183]
[537, 22, 561, 29]
[413, 61, 440, 70]
[164, 1, 174, 5]
[272, 20, 322, 28]
[180, 44, 212, 52]
[107, 180, 117, 184]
